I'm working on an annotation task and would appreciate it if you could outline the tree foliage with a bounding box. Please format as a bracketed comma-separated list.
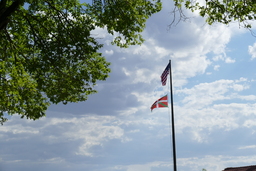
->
[0, 0, 162, 124]
[173, 0, 256, 28]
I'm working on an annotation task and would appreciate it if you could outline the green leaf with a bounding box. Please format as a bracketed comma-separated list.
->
[174, 0, 256, 27]
[0, 0, 162, 124]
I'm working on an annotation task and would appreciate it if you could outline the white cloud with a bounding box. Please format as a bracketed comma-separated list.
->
[132, 68, 157, 84]
[0, 125, 39, 135]
[225, 57, 236, 63]
[212, 54, 235, 63]
[105, 49, 114, 55]
[213, 55, 224, 61]
[248, 42, 256, 60]
[0, 115, 129, 158]
[176, 78, 250, 108]
[243, 119, 256, 128]
[214, 65, 220, 71]
[239, 95, 256, 101]
[238, 145, 256, 149]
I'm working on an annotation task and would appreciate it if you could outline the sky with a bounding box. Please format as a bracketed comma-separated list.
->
[1, 0, 256, 171]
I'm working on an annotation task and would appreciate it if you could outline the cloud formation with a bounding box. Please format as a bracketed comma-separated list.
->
[1, 0, 256, 171]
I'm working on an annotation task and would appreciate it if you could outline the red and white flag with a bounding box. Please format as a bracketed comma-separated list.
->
[150, 95, 168, 111]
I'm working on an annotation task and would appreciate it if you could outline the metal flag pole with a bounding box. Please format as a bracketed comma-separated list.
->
[169, 60, 177, 171]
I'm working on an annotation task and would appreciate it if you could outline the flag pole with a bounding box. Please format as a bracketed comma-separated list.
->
[169, 60, 177, 171]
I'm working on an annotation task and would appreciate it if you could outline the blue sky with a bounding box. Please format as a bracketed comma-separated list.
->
[1, 0, 256, 171]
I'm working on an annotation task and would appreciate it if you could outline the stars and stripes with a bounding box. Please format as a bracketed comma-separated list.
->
[161, 63, 170, 86]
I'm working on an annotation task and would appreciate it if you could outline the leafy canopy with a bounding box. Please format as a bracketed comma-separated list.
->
[173, 0, 256, 28]
[0, 0, 162, 124]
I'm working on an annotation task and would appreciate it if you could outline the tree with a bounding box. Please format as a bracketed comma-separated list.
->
[0, 0, 162, 124]
[172, 0, 256, 28]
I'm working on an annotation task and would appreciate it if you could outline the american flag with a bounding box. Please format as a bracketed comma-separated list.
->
[161, 63, 170, 86]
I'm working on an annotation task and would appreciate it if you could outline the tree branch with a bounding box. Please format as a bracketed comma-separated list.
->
[0, 0, 24, 31]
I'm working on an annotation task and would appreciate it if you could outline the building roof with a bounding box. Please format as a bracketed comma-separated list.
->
[223, 165, 256, 171]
